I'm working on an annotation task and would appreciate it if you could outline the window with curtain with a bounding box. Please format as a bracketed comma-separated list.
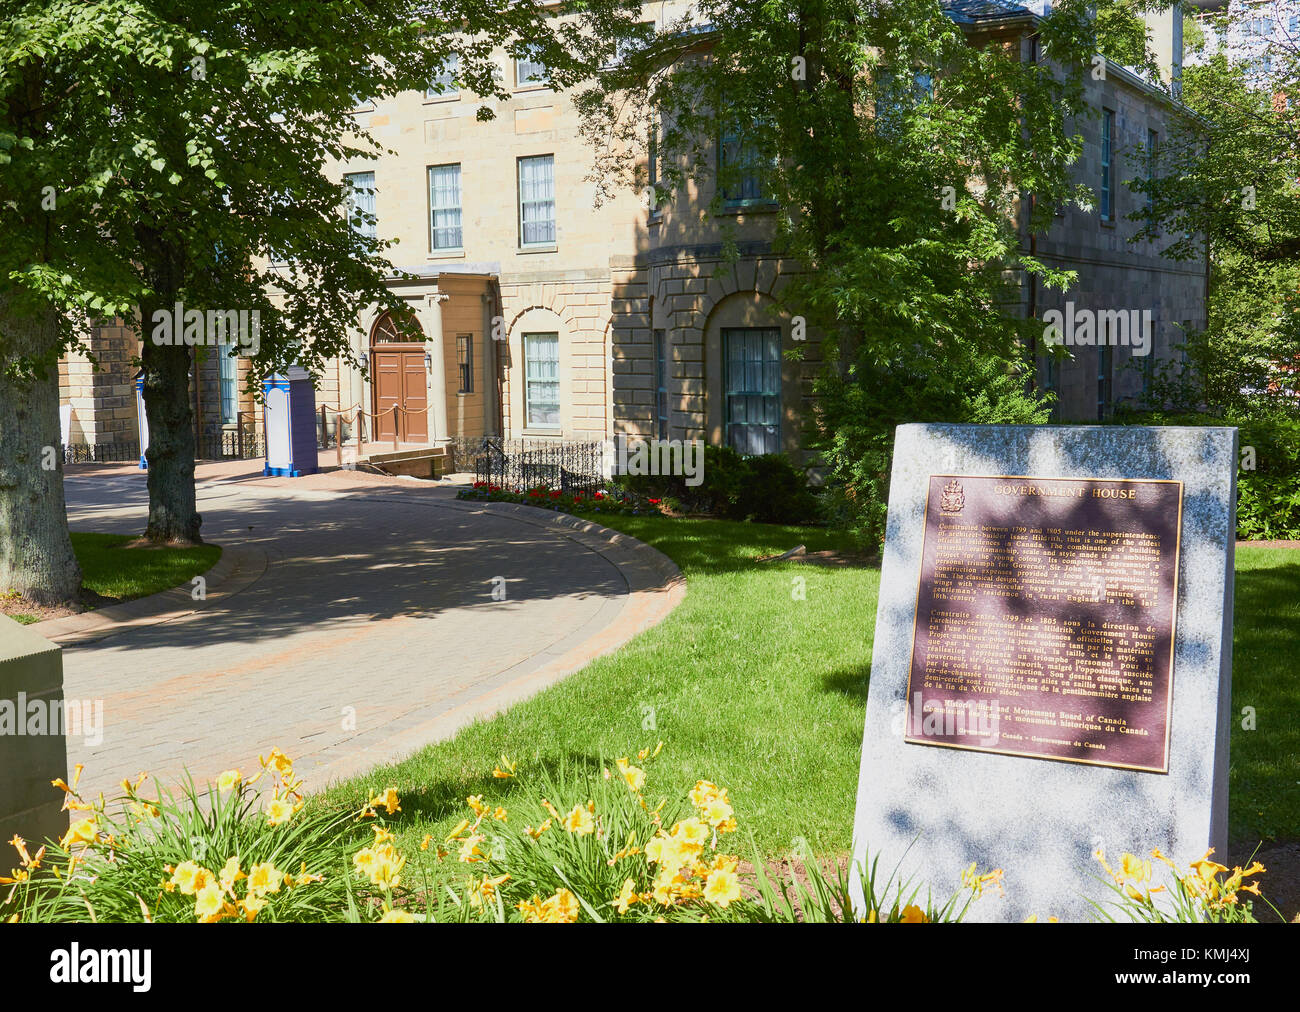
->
[218, 350, 238, 425]
[518, 155, 556, 246]
[515, 45, 547, 87]
[524, 333, 560, 427]
[723, 327, 781, 455]
[428, 164, 463, 250]
[457, 334, 474, 393]
[426, 53, 459, 99]
[344, 171, 376, 239]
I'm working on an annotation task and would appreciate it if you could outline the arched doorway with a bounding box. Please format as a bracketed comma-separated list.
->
[370, 309, 428, 442]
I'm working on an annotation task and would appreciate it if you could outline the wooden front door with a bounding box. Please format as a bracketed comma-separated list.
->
[372, 346, 428, 442]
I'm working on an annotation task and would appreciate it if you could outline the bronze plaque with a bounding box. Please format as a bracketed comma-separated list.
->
[903, 474, 1183, 773]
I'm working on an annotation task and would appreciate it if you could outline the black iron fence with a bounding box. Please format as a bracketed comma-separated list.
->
[63, 442, 140, 464]
[63, 424, 263, 465]
[468, 437, 606, 494]
[198, 421, 264, 460]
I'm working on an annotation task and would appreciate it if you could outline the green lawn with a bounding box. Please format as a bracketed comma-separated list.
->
[324, 516, 873, 861]
[6, 533, 222, 623]
[1229, 545, 1300, 844]
[324, 517, 1300, 868]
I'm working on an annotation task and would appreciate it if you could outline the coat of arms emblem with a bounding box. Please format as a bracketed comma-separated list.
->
[939, 479, 965, 514]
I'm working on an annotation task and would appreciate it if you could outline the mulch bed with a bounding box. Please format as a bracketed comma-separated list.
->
[1231, 840, 1300, 923]
[1, 588, 116, 624]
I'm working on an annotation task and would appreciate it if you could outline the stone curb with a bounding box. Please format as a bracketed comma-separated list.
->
[38, 544, 271, 647]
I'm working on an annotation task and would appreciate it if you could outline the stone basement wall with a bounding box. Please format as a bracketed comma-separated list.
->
[58, 320, 139, 448]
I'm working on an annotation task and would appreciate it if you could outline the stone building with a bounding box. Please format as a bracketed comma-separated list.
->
[59, 0, 1207, 463]
[1186, 0, 1300, 87]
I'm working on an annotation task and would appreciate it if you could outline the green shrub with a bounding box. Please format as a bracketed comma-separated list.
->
[736, 452, 820, 523]
[617, 445, 818, 524]
[1112, 408, 1300, 540]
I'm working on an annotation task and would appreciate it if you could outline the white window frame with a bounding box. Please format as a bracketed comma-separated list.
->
[523, 332, 561, 429]
[426, 53, 460, 101]
[428, 163, 463, 251]
[518, 155, 556, 248]
[344, 171, 377, 240]
[515, 45, 548, 89]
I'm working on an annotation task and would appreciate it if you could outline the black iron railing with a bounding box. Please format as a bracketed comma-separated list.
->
[469, 437, 605, 493]
[198, 421, 264, 460]
[63, 442, 141, 464]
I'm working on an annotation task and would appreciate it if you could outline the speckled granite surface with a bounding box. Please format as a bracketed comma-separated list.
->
[850, 424, 1237, 922]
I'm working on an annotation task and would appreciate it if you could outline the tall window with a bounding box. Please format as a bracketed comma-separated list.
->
[1041, 353, 1061, 422]
[219, 350, 238, 424]
[1097, 339, 1113, 420]
[653, 329, 669, 440]
[1145, 128, 1158, 230]
[426, 53, 459, 99]
[518, 155, 556, 247]
[648, 113, 662, 215]
[457, 334, 474, 394]
[1100, 109, 1115, 222]
[523, 332, 560, 428]
[344, 171, 376, 239]
[515, 45, 547, 87]
[723, 327, 781, 455]
[719, 125, 768, 207]
[428, 164, 463, 250]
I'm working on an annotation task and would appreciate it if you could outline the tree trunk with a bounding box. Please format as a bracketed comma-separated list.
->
[0, 295, 83, 604]
[140, 304, 202, 544]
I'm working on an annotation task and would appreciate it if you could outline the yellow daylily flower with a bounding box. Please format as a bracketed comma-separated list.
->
[59, 818, 97, 849]
[193, 883, 225, 920]
[703, 867, 742, 908]
[218, 856, 244, 893]
[615, 758, 646, 792]
[247, 861, 283, 897]
[562, 804, 595, 836]
[614, 878, 639, 915]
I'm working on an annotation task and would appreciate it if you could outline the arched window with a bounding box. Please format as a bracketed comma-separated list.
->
[370, 309, 424, 344]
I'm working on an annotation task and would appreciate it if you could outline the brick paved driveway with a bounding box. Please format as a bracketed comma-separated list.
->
[58, 464, 678, 802]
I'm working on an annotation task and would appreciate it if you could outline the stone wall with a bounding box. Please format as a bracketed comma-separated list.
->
[58, 320, 139, 448]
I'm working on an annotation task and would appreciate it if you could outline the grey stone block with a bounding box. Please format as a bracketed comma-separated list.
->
[0, 615, 69, 846]
[850, 423, 1236, 922]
